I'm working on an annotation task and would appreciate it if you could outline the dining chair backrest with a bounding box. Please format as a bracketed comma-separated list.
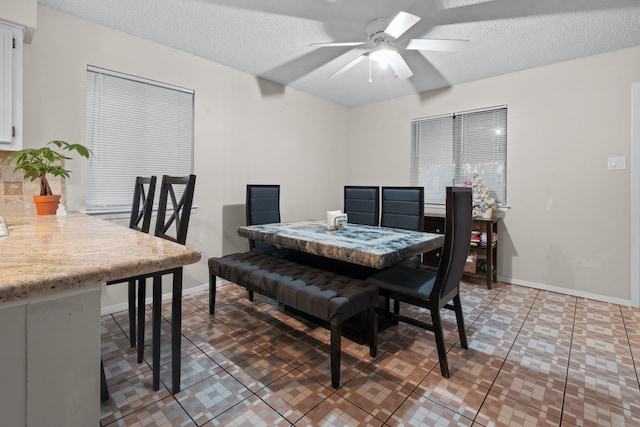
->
[344, 186, 379, 226]
[246, 184, 281, 226]
[155, 175, 196, 245]
[380, 186, 424, 231]
[433, 186, 473, 303]
[246, 184, 281, 251]
[129, 176, 157, 233]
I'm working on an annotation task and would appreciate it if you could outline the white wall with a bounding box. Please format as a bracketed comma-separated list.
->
[348, 45, 640, 304]
[18, 6, 640, 307]
[23, 7, 350, 308]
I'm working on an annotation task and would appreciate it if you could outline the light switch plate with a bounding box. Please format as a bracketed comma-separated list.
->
[608, 156, 627, 170]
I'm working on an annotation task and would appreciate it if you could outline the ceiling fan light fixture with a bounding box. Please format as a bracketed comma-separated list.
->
[370, 46, 397, 64]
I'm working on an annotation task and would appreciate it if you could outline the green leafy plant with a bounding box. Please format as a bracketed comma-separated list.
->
[1, 140, 93, 196]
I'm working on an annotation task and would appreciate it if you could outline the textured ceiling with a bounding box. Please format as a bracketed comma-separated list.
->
[38, 0, 640, 107]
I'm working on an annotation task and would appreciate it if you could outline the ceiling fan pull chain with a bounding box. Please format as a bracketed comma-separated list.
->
[368, 56, 373, 83]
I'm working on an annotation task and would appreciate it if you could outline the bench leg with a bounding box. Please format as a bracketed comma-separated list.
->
[368, 306, 377, 358]
[330, 323, 341, 389]
[209, 273, 216, 315]
[248, 290, 254, 301]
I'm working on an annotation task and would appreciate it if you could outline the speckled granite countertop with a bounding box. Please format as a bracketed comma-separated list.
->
[0, 209, 201, 304]
[238, 220, 444, 269]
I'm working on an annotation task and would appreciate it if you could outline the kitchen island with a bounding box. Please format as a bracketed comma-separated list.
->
[0, 205, 201, 427]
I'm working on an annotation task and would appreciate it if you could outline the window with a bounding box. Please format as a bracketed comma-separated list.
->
[411, 106, 507, 206]
[85, 66, 194, 213]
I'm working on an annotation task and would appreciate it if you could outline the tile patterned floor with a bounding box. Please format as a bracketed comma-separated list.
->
[100, 282, 640, 426]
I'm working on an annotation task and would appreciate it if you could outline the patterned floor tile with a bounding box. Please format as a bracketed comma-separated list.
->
[102, 314, 125, 338]
[519, 318, 573, 342]
[569, 348, 637, 380]
[502, 347, 568, 380]
[298, 348, 370, 389]
[159, 350, 221, 389]
[386, 392, 474, 427]
[103, 348, 151, 387]
[203, 394, 289, 426]
[445, 347, 503, 389]
[491, 368, 565, 418]
[225, 349, 296, 392]
[298, 392, 384, 426]
[572, 320, 627, 340]
[102, 332, 139, 361]
[200, 331, 265, 369]
[336, 368, 413, 422]
[142, 335, 201, 368]
[100, 370, 171, 425]
[475, 390, 561, 427]
[512, 331, 571, 362]
[256, 369, 334, 424]
[415, 370, 490, 419]
[98, 285, 640, 427]
[175, 370, 252, 426]
[464, 330, 514, 360]
[565, 367, 640, 415]
[367, 348, 435, 389]
[563, 385, 640, 426]
[103, 395, 196, 426]
[571, 333, 632, 358]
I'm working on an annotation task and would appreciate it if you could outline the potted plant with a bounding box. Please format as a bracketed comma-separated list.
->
[1, 140, 93, 215]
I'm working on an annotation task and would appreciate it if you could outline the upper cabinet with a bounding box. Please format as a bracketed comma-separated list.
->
[0, 21, 23, 151]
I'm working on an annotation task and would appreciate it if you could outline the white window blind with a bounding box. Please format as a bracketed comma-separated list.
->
[85, 66, 194, 212]
[411, 106, 507, 206]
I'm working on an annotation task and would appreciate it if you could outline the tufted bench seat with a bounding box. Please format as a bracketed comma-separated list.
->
[208, 251, 378, 388]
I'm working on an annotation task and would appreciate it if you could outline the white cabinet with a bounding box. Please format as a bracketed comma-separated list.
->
[0, 20, 23, 150]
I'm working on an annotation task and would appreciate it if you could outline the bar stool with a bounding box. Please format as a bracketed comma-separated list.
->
[102, 176, 156, 402]
[141, 175, 196, 393]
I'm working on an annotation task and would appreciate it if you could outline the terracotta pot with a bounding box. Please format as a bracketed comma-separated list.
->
[33, 195, 61, 215]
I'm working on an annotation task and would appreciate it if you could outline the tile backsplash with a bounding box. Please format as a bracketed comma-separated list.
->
[0, 150, 64, 206]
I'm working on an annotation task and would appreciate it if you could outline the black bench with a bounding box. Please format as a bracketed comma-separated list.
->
[208, 251, 378, 388]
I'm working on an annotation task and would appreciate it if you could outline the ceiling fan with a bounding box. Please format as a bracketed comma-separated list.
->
[310, 11, 469, 80]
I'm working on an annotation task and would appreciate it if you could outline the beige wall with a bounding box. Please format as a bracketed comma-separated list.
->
[13, 5, 640, 308]
[23, 7, 350, 308]
[0, 0, 37, 41]
[347, 45, 640, 303]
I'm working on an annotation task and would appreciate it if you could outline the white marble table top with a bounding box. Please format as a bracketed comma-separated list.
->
[238, 220, 444, 269]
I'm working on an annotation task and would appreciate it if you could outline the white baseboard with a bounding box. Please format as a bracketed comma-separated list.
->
[498, 276, 634, 307]
[102, 276, 634, 316]
[100, 282, 214, 316]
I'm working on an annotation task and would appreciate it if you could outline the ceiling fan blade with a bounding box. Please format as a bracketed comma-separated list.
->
[309, 42, 366, 47]
[388, 54, 413, 80]
[384, 11, 421, 39]
[329, 54, 366, 79]
[406, 38, 470, 52]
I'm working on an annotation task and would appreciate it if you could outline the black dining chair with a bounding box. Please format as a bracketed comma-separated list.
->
[344, 186, 379, 226]
[367, 186, 472, 377]
[381, 186, 425, 269]
[244, 184, 286, 300]
[106, 176, 157, 347]
[102, 176, 156, 401]
[380, 186, 424, 231]
[141, 174, 196, 393]
[246, 184, 281, 250]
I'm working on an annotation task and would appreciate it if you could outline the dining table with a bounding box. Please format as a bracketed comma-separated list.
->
[237, 220, 444, 337]
[0, 205, 201, 427]
[237, 220, 444, 270]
